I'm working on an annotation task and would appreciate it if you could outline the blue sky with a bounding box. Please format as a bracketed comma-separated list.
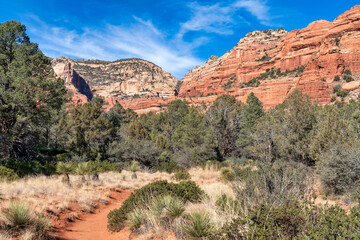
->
[1, 0, 358, 78]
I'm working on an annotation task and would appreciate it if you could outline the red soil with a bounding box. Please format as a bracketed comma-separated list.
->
[54, 189, 132, 240]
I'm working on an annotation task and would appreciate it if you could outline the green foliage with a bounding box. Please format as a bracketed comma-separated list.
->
[337, 89, 349, 98]
[330, 96, 336, 102]
[4, 160, 56, 177]
[107, 180, 205, 231]
[3, 202, 31, 229]
[1, 202, 52, 239]
[0, 21, 66, 162]
[344, 69, 352, 75]
[334, 75, 340, 81]
[255, 54, 272, 62]
[223, 76, 236, 90]
[335, 37, 340, 46]
[212, 201, 360, 239]
[318, 143, 360, 195]
[220, 168, 235, 182]
[108, 139, 160, 167]
[172, 169, 191, 181]
[206, 95, 242, 159]
[56, 160, 119, 174]
[215, 194, 240, 214]
[0, 165, 19, 181]
[246, 66, 306, 87]
[232, 160, 312, 216]
[181, 210, 214, 238]
[155, 151, 182, 173]
[126, 208, 145, 230]
[128, 161, 140, 172]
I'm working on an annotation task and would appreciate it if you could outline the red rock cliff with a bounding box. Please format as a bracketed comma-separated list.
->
[179, 5, 360, 109]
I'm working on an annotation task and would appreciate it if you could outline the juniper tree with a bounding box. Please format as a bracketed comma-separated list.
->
[0, 21, 66, 161]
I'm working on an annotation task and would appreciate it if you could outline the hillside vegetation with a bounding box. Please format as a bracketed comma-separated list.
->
[0, 21, 359, 239]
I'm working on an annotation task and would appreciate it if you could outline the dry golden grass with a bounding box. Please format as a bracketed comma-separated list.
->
[0, 168, 229, 238]
[0, 168, 224, 216]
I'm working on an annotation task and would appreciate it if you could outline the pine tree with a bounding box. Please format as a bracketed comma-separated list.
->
[0, 21, 66, 161]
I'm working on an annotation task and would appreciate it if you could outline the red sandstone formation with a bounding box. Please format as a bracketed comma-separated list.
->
[53, 5, 360, 113]
[179, 5, 360, 109]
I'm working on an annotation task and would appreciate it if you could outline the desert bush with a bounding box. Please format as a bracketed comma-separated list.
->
[56, 162, 76, 174]
[4, 160, 56, 177]
[337, 89, 349, 98]
[220, 168, 235, 182]
[172, 169, 191, 181]
[128, 161, 140, 172]
[155, 151, 182, 173]
[333, 75, 340, 81]
[107, 180, 205, 231]
[0, 166, 19, 181]
[318, 143, 360, 195]
[126, 208, 146, 230]
[211, 201, 360, 239]
[125, 195, 185, 233]
[56, 160, 119, 175]
[215, 194, 240, 215]
[232, 160, 312, 216]
[181, 210, 214, 238]
[1, 202, 52, 239]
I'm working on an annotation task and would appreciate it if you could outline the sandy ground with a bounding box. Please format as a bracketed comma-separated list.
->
[54, 189, 132, 240]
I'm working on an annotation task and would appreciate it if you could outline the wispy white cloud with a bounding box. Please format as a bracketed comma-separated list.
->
[233, 0, 272, 26]
[24, 0, 275, 78]
[178, 2, 234, 38]
[25, 15, 203, 78]
[179, 0, 274, 37]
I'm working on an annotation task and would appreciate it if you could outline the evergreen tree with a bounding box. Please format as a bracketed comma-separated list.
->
[0, 21, 66, 161]
[206, 94, 242, 160]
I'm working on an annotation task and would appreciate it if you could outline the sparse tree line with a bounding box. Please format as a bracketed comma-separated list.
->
[1, 20, 360, 238]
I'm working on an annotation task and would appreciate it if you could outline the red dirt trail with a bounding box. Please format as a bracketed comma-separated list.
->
[54, 189, 132, 240]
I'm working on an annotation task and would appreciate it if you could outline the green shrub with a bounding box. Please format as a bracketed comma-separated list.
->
[344, 69, 352, 75]
[0, 165, 19, 181]
[232, 160, 312, 216]
[1, 202, 52, 239]
[181, 210, 214, 238]
[107, 180, 205, 231]
[212, 202, 360, 239]
[333, 84, 341, 93]
[318, 144, 360, 195]
[128, 161, 140, 172]
[337, 89, 348, 98]
[126, 208, 145, 230]
[343, 75, 354, 82]
[4, 160, 56, 177]
[172, 169, 191, 181]
[3, 202, 31, 229]
[220, 168, 235, 182]
[56, 161, 119, 175]
[215, 194, 240, 214]
[330, 96, 336, 102]
[56, 162, 76, 174]
[155, 151, 182, 173]
[334, 75, 340, 81]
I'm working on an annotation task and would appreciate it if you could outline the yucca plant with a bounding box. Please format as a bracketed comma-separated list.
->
[181, 210, 214, 239]
[33, 215, 51, 238]
[129, 161, 140, 173]
[3, 202, 31, 229]
[126, 208, 145, 230]
[56, 162, 76, 174]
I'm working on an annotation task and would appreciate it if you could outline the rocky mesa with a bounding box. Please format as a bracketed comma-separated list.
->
[52, 57, 178, 106]
[53, 5, 360, 113]
[179, 5, 360, 109]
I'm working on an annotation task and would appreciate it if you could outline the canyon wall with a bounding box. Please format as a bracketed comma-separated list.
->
[53, 5, 360, 113]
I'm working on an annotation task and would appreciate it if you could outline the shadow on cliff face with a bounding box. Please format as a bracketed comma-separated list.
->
[72, 69, 93, 100]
